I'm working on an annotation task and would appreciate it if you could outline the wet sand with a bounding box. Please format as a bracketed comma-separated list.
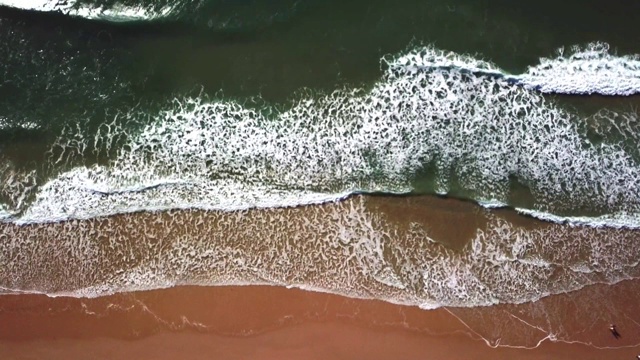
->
[3, 195, 639, 307]
[1, 195, 640, 358]
[1, 281, 640, 359]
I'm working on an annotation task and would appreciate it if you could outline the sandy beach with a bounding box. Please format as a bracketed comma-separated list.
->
[1, 281, 640, 359]
[2, 195, 640, 359]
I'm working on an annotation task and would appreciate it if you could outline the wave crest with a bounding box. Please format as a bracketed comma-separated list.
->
[520, 42, 640, 95]
[4, 46, 640, 227]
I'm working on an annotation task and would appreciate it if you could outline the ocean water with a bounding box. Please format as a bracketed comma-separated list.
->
[1, 0, 640, 308]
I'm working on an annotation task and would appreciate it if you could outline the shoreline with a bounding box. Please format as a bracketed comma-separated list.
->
[2, 194, 639, 307]
[2, 194, 640, 358]
[1, 282, 640, 359]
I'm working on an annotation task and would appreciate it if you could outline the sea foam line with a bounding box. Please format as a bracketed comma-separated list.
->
[389, 42, 640, 96]
[0, 0, 177, 21]
[519, 42, 640, 96]
[515, 208, 640, 230]
[4, 45, 640, 228]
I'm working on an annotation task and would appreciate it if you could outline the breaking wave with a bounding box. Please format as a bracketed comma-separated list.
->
[390, 42, 640, 96]
[0, 0, 178, 21]
[2, 45, 640, 227]
[0, 0, 304, 30]
[519, 42, 640, 96]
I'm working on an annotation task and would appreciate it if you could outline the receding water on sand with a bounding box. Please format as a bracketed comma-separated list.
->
[2, 196, 639, 311]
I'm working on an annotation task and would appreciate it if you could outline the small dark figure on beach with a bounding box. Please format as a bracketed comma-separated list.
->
[609, 324, 621, 339]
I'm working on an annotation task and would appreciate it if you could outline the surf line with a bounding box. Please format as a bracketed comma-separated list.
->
[390, 63, 640, 96]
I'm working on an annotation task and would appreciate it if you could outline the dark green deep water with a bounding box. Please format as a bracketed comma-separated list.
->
[6, 0, 640, 99]
[1, 0, 640, 223]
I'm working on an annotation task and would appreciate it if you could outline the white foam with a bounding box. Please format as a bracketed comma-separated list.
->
[15, 169, 354, 224]
[0, 159, 38, 215]
[3, 196, 640, 311]
[518, 42, 640, 96]
[388, 42, 640, 96]
[0, 204, 15, 220]
[0, 0, 177, 21]
[6, 45, 640, 227]
[385, 46, 504, 74]
[477, 199, 508, 209]
[0, 116, 39, 131]
[516, 207, 640, 229]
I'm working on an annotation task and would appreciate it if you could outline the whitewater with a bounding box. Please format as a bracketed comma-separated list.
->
[1, 196, 639, 309]
[1, 44, 640, 228]
[1, 44, 640, 229]
[0, 0, 179, 21]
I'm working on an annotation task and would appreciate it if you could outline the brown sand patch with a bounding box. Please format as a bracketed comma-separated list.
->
[1, 282, 640, 359]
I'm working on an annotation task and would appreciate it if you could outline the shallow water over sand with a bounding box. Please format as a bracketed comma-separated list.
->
[2, 196, 639, 311]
